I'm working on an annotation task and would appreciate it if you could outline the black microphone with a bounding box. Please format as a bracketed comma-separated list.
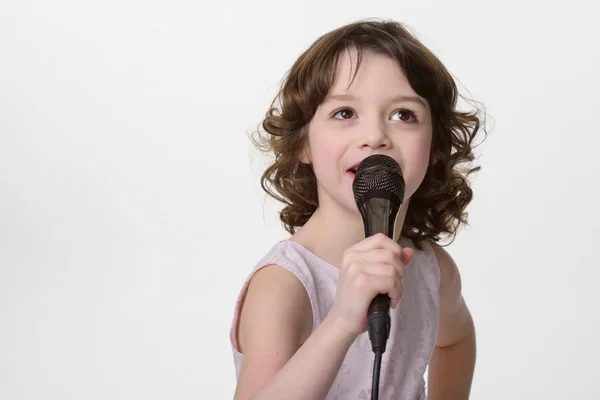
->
[352, 154, 405, 400]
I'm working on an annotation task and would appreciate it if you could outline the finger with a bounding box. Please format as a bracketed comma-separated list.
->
[402, 247, 414, 260]
[357, 274, 402, 306]
[400, 247, 414, 267]
[349, 262, 405, 281]
[346, 249, 401, 268]
[350, 233, 403, 257]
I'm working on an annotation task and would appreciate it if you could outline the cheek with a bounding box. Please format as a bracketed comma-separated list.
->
[308, 132, 345, 166]
[312, 148, 340, 182]
[304, 137, 334, 184]
[402, 139, 432, 198]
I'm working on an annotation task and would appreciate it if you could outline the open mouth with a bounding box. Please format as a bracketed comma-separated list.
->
[347, 166, 358, 177]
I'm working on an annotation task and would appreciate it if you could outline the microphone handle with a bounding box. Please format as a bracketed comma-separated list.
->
[367, 293, 391, 353]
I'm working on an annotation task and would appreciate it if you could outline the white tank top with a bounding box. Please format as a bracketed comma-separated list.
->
[229, 236, 440, 399]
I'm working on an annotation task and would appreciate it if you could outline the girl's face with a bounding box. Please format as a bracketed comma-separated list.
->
[302, 48, 433, 215]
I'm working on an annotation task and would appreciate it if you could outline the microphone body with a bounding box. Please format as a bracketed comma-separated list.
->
[352, 155, 405, 355]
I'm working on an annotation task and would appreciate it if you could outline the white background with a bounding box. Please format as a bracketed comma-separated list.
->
[1, 0, 599, 399]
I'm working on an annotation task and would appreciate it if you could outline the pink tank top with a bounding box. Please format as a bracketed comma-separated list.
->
[229, 237, 440, 400]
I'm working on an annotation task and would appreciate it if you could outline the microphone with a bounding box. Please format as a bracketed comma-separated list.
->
[352, 154, 405, 390]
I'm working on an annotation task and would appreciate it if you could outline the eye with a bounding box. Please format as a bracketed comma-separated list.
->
[391, 108, 418, 123]
[333, 108, 418, 122]
[333, 108, 356, 120]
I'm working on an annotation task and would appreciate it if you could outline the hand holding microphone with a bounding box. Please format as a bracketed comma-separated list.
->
[329, 233, 414, 337]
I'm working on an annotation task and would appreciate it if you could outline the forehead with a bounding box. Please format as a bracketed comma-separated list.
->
[329, 47, 417, 96]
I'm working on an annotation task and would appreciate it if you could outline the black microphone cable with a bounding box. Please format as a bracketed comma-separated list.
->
[368, 294, 391, 400]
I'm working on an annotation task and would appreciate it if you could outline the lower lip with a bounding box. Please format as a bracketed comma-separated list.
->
[347, 171, 355, 178]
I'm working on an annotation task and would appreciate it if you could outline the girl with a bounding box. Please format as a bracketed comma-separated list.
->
[229, 19, 484, 400]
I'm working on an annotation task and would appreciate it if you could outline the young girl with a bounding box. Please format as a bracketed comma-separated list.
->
[229, 19, 484, 400]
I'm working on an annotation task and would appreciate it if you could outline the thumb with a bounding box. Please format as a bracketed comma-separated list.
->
[400, 247, 414, 267]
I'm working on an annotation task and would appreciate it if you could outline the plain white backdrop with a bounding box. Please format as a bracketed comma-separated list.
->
[1, 0, 599, 399]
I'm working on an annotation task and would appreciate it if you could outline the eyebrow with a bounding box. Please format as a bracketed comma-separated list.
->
[323, 93, 428, 109]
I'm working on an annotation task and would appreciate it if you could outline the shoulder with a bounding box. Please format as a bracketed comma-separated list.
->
[233, 263, 313, 398]
[430, 243, 461, 299]
[430, 242, 473, 347]
[236, 263, 313, 353]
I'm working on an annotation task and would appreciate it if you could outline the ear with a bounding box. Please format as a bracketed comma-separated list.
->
[299, 145, 312, 164]
[429, 151, 438, 167]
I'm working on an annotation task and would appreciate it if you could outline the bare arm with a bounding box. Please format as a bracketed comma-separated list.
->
[233, 265, 357, 400]
[427, 245, 477, 400]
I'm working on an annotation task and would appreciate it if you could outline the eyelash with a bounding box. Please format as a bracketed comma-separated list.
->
[332, 107, 418, 123]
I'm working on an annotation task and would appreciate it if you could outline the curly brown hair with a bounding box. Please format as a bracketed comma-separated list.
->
[251, 19, 488, 250]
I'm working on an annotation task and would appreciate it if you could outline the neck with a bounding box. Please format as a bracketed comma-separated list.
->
[290, 198, 410, 269]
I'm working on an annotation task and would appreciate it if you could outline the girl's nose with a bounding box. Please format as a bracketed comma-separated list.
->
[360, 125, 392, 150]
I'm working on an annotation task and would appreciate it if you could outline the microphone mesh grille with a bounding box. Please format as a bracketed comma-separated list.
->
[352, 154, 405, 206]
